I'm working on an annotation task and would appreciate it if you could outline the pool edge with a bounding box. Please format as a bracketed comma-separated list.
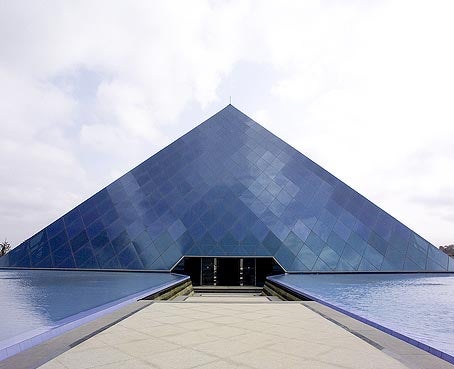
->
[0, 275, 189, 362]
[267, 275, 454, 365]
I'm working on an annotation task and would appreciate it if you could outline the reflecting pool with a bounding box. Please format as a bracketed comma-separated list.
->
[270, 273, 454, 357]
[0, 269, 185, 349]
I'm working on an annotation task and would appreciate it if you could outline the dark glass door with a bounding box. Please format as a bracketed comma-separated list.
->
[201, 258, 215, 285]
[174, 257, 284, 287]
[217, 258, 240, 286]
[242, 258, 255, 286]
[256, 258, 274, 286]
[183, 257, 201, 286]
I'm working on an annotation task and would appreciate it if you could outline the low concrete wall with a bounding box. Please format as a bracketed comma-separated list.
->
[142, 279, 193, 300]
[263, 280, 311, 301]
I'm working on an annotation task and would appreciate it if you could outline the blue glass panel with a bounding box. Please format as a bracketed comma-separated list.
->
[209, 222, 227, 242]
[111, 231, 131, 254]
[384, 247, 406, 270]
[427, 246, 448, 270]
[262, 232, 282, 254]
[161, 245, 182, 268]
[81, 207, 100, 227]
[368, 232, 388, 256]
[241, 232, 259, 246]
[66, 217, 85, 239]
[221, 232, 238, 246]
[268, 221, 290, 242]
[48, 231, 68, 251]
[354, 220, 372, 242]
[448, 257, 454, 272]
[305, 232, 325, 256]
[154, 231, 174, 254]
[70, 231, 89, 253]
[406, 242, 427, 269]
[292, 220, 311, 242]
[340, 245, 361, 270]
[132, 231, 153, 255]
[347, 232, 368, 255]
[363, 245, 384, 269]
[426, 258, 446, 272]
[388, 232, 409, 254]
[374, 211, 393, 241]
[326, 232, 346, 256]
[7, 245, 29, 265]
[230, 221, 249, 240]
[92, 240, 115, 264]
[168, 220, 186, 240]
[380, 258, 401, 271]
[312, 219, 331, 242]
[118, 244, 143, 269]
[358, 257, 378, 271]
[282, 232, 303, 256]
[73, 244, 95, 266]
[297, 245, 318, 270]
[5, 105, 449, 272]
[175, 232, 194, 253]
[275, 246, 295, 270]
[139, 245, 161, 267]
[333, 219, 351, 242]
[87, 219, 104, 239]
[325, 200, 342, 217]
[49, 242, 67, 265]
[313, 257, 331, 271]
[257, 189, 274, 206]
[101, 208, 119, 227]
[277, 189, 292, 206]
[127, 220, 145, 240]
[250, 198, 267, 215]
[46, 219, 65, 239]
[29, 241, 50, 265]
[266, 181, 282, 196]
[63, 209, 81, 227]
[338, 209, 356, 229]
[250, 220, 268, 242]
[268, 199, 286, 217]
[56, 255, 76, 268]
[404, 258, 423, 271]
[220, 212, 236, 230]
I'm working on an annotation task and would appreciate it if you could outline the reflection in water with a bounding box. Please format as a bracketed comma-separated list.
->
[0, 269, 183, 345]
[0, 271, 51, 342]
[272, 273, 454, 357]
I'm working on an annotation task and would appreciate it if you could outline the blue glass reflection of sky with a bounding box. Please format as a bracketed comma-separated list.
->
[0, 269, 183, 344]
[270, 273, 454, 357]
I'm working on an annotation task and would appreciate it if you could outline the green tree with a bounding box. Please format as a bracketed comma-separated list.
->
[0, 239, 10, 257]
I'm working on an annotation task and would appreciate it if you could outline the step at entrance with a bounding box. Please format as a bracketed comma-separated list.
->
[193, 286, 263, 294]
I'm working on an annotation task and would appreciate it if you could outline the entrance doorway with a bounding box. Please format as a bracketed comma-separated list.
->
[172, 257, 284, 287]
[217, 258, 240, 285]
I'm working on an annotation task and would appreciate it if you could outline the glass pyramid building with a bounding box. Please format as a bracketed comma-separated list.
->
[1, 105, 452, 273]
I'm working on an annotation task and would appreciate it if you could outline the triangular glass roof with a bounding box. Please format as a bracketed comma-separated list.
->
[1, 105, 452, 272]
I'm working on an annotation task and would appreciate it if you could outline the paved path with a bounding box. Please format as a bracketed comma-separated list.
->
[38, 294, 415, 369]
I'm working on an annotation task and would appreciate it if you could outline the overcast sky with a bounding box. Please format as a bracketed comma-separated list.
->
[1, 1, 453, 248]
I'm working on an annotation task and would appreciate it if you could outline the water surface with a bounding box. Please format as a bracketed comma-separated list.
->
[270, 273, 454, 357]
[0, 269, 184, 346]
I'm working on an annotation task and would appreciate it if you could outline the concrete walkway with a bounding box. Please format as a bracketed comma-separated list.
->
[37, 294, 417, 369]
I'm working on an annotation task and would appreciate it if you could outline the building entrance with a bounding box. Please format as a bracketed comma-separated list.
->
[173, 257, 284, 287]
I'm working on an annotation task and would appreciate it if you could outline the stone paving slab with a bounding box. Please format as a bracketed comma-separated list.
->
[37, 296, 416, 369]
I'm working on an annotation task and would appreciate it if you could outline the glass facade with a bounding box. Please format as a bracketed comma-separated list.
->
[0, 105, 452, 272]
